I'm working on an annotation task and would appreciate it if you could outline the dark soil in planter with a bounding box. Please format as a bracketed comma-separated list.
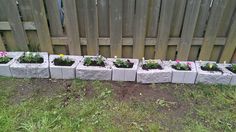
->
[0, 58, 12, 64]
[171, 65, 191, 71]
[53, 58, 75, 66]
[114, 60, 134, 68]
[84, 60, 105, 67]
[19, 57, 44, 64]
[142, 64, 163, 70]
[226, 67, 236, 74]
[201, 66, 222, 72]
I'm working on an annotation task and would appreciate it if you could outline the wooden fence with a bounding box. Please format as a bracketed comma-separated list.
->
[0, 0, 236, 62]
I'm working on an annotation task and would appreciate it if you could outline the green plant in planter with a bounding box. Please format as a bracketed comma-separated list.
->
[142, 59, 162, 70]
[53, 54, 75, 66]
[226, 64, 236, 74]
[0, 51, 11, 64]
[19, 52, 43, 63]
[114, 58, 133, 68]
[84, 55, 105, 67]
[172, 60, 191, 71]
[201, 63, 221, 72]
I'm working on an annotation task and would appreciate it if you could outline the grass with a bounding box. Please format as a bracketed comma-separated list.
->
[0, 77, 235, 131]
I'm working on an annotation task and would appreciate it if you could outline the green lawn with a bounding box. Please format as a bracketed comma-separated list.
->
[0, 77, 235, 131]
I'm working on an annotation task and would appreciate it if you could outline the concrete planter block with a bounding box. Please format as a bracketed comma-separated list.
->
[220, 64, 236, 85]
[137, 60, 172, 84]
[108, 58, 139, 81]
[10, 52, 49, 78]
[195, 61, 231, 84]
[0, 52, 23, 77]
[164, 61, 197, 84]
[50, 55, 83, 79]
[76, 56, 112, 80]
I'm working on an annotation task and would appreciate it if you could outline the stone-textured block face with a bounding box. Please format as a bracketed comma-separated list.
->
[10, 52, 50, 78]
[0, 52, 23, 77]
[50, 55, 83, 79]
[76, 57, 112, 80]
[165, 61, 197, 84]
[137, 60, 172, 84]
[195, 61, 231, 84]
[220, 64, 236, 85]
[107, 58, 139, 81]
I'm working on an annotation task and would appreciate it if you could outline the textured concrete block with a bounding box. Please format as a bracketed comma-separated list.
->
[137, 60, 172, 83]
[165, 61, 197, 84]
[10, 52, 49, 78]
[195, 61, 231, 84]
[0, 52, 23, 77]
[50, 55, 83, 79]
[108, 58, 139, 81]
[220, 63, 236, 85]
[76, 57, 112, 80]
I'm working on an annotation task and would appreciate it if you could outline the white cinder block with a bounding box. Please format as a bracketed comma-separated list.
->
[107, 58, 139, 81]
[195, 61, 231, 84]
[219, 63, 236, 85]
[76, 56, 112, 80]
[50, 55, 83, 79]
[137, 60, 172, 84]
[164, 61, 197, 84]
[0, 52, 23, 77]
[10, 52, 49, 78]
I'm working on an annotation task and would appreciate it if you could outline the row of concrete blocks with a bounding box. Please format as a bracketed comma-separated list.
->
[0, 52, 235, 85]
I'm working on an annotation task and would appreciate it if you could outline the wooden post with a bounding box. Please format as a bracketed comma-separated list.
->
[110, 0, 122, 57]
[31, 0, 54, 53]
[63, 0, 81, 55]
[155, 0, 175, 59]
[133, 0, 149, 59]
[177, 0, 201, 60]
[0, 35, 5, 50]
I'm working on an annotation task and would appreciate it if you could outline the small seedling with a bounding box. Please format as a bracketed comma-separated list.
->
[53, 54, 74, 66]
[142, 59, 162, 70]
[114, 59, 133, 68]
[0, 51, 11, 64]
[19, 52, 43, 63]
[172, 60, 191, 71]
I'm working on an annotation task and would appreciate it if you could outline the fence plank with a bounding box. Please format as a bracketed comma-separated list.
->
[76, 0, 87, 37]
[85, 0, 99, 55]
[45, 0, 64, 37]
[167, 46, 177, 60]
[0, 35, 5, 50]
[199, 0, 228, 60]
[146, 0, 161, 37]
[170, 0, 187, 37]
[133, 0, 149, 59]
[5, 0, 28, 51]
[123, 0, 135, 37]
[110, 0, 122, 57]
[177, 0, 201, 60]
[217, 0, 236, 37]
[194, 0, 211, 37]
[98, 0, 109, 37]
[155, 0, 175, 59]
[63, 0, 81, 55]
[31, 0, 53, 53]
[210, 46, 222, 61]
[188, 46, 200, 61]
[220, 13, 236, 62]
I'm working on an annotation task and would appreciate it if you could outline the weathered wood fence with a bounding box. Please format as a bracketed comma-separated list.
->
[0, 0, 236, 62]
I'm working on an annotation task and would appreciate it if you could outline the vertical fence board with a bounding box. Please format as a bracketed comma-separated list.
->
[188, 46, 200, 61]
[133, 0, 149, 59]
[170, 0, 187, 37]
[220, 13, 236, 62]
[85, 0, 99, 55]
[144, 46, 155, 59]
[146, 0, 161, 37]
[122, 46, 133, 58]
[0, 35, 5, 50]
[155, 0, 175, 59]
[167, 46, 177, 60]
[6, 0, 28, 51]
[210, 46, 222, 61]
[110, 0, 122, 57]
[63, 0, 81, 55]
[232, 50, 236, 63]
[45, 0, 64, 37]
[194, 0, 211, 37]
[31, 0, 53, 53]
[18, 0, 39, 51]
[122, 0, 135, 37]
[98, 0, 109, 37]
[76, 0, 86, 37]
[177, 0, 201, 60]
[199, 0, 228, 60]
